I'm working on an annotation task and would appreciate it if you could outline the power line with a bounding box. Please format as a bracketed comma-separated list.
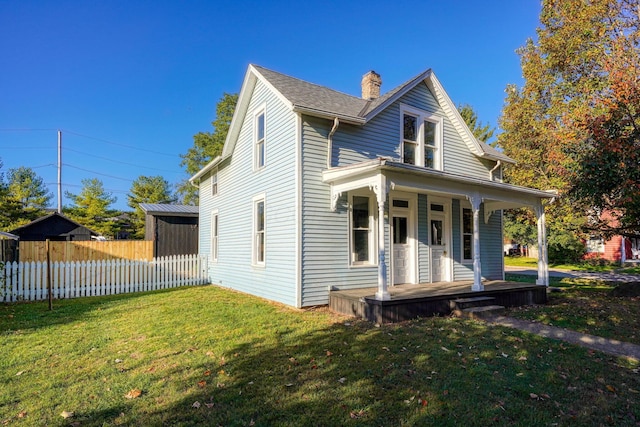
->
[63, 163, 135, 182]
[62, 129, 179, 157]
[64, 147, 180, 174]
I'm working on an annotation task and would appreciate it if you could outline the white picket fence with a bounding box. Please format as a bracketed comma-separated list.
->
[0, 254, 209, 302]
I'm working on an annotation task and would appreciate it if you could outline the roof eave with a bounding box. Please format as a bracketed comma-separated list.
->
[292, 105, 366, 125]
[189, 155, 223, 184]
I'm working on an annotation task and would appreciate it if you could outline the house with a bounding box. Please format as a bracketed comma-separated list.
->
[139, 203, 199, 257]
[189, 65, 555, 309]
[10, 212, 99, 242]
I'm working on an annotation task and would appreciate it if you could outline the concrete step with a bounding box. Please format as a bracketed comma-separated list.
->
[453, 305, 505, 319]
[450, 296, 496, 310]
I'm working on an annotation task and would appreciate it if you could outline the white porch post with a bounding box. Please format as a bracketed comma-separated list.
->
[468, 193, 483, 291]
[373, 175, 390, 300]
[535, 202, 549, 286]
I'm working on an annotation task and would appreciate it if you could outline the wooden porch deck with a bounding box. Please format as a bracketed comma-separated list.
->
[330, 280, 547, 324]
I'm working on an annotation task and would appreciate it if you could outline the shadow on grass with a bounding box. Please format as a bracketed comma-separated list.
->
[0, 286, 199, 332]
[78, 315, 640, 426]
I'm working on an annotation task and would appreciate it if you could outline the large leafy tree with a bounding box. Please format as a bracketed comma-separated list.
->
[458, 104, 495, 143]
[127, 175, 175, 239]
[178, 92, 238, 205]
[570, 2, 640, 237]
[497, 0, 637, 259]
[64, 178, 118, 238]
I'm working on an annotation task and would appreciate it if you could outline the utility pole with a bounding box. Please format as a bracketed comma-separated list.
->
[57, 130, 62, 213]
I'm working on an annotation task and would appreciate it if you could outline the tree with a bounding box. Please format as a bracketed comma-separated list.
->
[458, 104, 495, 143]
[64, 178, 118, 238]
[7, 166, 52, 224]
[127, 175, 175, 239]
[569, 4, 640, 237]
[178, 92, 238, 205]
[496, 0, 638, 258]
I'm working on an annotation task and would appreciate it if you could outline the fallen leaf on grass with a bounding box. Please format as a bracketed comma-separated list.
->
[192, 401, 201, 408]
[204, 370, 211, 376]
[204, 402, 215, 408]
[326, 350, 333, 357]
[15, 371, 24, 376]
[350, 410, 365, 419]
[60, 411, 74, 419]
[530, 393, 539, 399]
[125, 389, 142, 399]
[338, 377, 346, 384]
[198, 380, 206, 388]
[17, 412, 26, 418]
[606, 385, 616, 393]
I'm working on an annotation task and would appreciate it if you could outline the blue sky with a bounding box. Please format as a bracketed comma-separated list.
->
[0, 1, 541, 211]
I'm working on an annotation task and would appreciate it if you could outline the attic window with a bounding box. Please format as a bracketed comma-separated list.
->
[254, 105, 266, 170]
[400, 104, 443, 170]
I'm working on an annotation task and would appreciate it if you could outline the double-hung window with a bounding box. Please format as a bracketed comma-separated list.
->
[401, 104, 443, 170]
[211, 211, 219, 262]
[253, 195, 265, 265]
[254, 105, 266, 170]
[350, 194, 376, 265]
[462, 207, 473, 262]
[211, 171, 218, 196]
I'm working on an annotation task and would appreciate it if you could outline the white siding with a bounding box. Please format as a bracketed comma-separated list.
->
[199, 79, 298, 307]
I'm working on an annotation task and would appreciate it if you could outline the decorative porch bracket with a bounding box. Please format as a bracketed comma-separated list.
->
[534, 201, 549, 286]
[371, 175, 390, 301]
[466, 192, 483, 291]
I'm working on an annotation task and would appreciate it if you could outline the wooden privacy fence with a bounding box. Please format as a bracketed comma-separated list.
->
[0, 254, 209, 302]
[18, 240, 154, 263]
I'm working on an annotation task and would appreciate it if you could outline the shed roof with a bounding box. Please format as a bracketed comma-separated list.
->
[139, 203, 199, 216]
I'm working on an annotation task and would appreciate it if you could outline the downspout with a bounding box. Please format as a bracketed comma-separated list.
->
[327, 117, 340, 169]
[489, 160, 501, 181]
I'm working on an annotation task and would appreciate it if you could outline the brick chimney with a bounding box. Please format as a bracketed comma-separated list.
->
[361, 70, 382, 100]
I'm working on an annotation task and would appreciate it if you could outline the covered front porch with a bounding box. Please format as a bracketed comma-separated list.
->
[322, 158, 556, 302]
[330, 280, 547, 324]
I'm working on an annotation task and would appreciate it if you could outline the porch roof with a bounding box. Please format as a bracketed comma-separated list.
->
[322, 158, 556, 214]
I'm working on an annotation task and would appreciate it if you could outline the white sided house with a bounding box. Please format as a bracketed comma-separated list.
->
[190, 65, 554, 309]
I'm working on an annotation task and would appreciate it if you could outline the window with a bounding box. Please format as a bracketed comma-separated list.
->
[462, 208, 473, 262]
[253, 197, 265, 265]
[211, 211, 219, 262]
[254, 106, 266, 170]
[400, 104, 443, 169]
[211, 172, 218, 196]
[350, 195, 376, 265]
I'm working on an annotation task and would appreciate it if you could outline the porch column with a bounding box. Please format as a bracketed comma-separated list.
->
[373, 175, 390, 300]
[468, 193, 483, 291]
[535, 202, 549, 286]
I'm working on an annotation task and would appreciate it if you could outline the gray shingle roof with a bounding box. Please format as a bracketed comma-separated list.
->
[253, 65, 369, 122]
[139, 204, 199, 215]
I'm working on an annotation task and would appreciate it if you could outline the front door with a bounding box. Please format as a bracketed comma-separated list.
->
[393, 214, 411, 284]
[430, 206, 449, 282]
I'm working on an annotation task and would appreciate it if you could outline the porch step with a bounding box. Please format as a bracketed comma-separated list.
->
[450, 296, 496, 311]
[456, 305, 505, 319]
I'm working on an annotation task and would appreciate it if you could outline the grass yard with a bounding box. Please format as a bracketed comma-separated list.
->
[2, 286, 640, 426]
[504, 256, 622, 272]
[506, 275, 640, 346]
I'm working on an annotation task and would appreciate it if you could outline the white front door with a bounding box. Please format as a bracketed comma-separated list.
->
[393, 214, 411, 284]
[429, 204, 449, 282]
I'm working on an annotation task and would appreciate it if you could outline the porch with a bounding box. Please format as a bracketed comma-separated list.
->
[330, 281, 547, 324]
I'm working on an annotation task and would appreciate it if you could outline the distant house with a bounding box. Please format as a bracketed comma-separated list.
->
[189, 64, 555, 308]
[584, 211, 640, 263]
[10, 212, 99, 242]
[139, 204, 199, 257]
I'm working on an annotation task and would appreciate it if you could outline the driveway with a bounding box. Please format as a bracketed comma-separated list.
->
[504, 265, 640, 283]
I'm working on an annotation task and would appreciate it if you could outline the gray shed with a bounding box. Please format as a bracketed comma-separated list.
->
[139, 204, 199, 257]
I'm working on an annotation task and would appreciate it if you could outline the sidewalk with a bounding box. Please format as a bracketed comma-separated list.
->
[505, 265, 640, 283]
[487, 315, 640, 361]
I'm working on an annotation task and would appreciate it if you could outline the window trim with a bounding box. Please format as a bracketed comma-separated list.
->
[252, 193, 266, 267]
[211, 210, 219, 262]
[400, 103, 443, 170]
[348, 192, 378, 267]
[253, 103, 266, 171]
[461, 205, 473, 263]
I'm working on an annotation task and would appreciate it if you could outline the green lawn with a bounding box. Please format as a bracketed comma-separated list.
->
[2, 286, 640, 426]
[506, 275, 640, 345]
[504, 256, 622, 272]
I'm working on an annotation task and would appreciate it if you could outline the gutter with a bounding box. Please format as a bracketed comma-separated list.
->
[327, 117, 340, 169]
[489, 160, 501, 181]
